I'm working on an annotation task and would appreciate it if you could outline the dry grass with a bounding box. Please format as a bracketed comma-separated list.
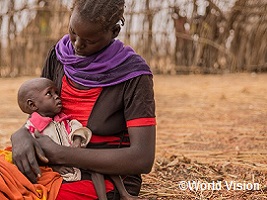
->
[1, 73, 267, 199]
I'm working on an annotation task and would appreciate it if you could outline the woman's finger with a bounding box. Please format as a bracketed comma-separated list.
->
[27, 150, 42, 179]
[12, 152, 24, 173]
[13, 159, 25, 176]
[34, 130, 50, 162]
[21, 156, 38, 183]
[34, 140, 49, 164]
[34, 130, 42, 138]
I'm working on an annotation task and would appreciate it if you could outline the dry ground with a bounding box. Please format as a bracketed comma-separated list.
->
[1, 74, 267, 199]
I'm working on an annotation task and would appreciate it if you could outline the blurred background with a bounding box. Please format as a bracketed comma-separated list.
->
[1, 1, 267, 198]
[0, 0, 266, 77]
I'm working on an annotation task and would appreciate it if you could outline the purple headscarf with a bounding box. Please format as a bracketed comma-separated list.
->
[55, 34, 152, 87]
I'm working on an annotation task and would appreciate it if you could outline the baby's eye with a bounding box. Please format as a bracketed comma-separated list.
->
[46, 91, 52, 96]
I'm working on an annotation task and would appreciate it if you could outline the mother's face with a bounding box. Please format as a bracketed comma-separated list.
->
[68, 10, 115, 57]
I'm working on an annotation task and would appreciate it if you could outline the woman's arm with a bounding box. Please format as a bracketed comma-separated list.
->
[35, 126, 156, 175]
[11, 126, 48, 183]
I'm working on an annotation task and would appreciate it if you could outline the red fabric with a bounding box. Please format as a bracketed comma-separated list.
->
[90, 135, 130, 146]
[61, 76, 126, 145]
[56, 180, 114, 200]
[59, 76, 153, 199]
[60, 76, 115, 198]
[61, 76, 102, 127]
[90, 135, 121, 143]
[61, 76, 156, 146]
[127, 117, 156, 127]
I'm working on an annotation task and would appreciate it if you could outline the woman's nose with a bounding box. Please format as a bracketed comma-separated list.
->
[74, 37, 85, 50]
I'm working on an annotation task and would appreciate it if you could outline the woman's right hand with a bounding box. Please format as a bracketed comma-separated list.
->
[10, 126, 48, 183]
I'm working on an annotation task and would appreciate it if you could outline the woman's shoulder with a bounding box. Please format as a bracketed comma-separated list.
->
[124, 74, 154, 87]
[41, 45, 65, 90]
[101, 75, 154, 100]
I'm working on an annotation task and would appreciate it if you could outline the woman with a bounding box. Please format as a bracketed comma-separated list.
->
[11, 0, 156, 199]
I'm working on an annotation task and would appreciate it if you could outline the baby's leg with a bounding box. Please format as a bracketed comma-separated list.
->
[91, 172, 108, 200]
[110, 175, 144, 200]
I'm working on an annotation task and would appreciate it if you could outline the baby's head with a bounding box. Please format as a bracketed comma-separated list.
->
[17, 78, 62, 118]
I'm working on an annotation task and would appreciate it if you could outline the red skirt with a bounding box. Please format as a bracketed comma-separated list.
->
[56, 179, 114, 200]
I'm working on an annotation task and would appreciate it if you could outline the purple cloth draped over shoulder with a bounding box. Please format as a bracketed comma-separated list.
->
[55, 34, 152, 87]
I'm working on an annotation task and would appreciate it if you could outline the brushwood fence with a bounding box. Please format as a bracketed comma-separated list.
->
[0, 0, 266, 77]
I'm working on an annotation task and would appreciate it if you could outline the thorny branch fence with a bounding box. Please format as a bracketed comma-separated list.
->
[0, 0, 266, 77]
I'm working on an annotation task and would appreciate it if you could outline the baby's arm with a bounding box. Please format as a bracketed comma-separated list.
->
[69, 119, 92, 147]
[72, 135, 82, 148]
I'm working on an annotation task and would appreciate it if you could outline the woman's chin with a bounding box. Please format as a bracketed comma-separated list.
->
[75, 53, 87, 58]
[74, 50, 87, 57]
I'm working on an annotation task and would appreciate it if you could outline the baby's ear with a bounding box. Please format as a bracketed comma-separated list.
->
[27, 99, 38, 111]
[111, 24, 121, 38]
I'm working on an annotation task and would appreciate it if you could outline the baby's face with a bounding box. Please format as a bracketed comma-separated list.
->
[34, 81, 62, 118]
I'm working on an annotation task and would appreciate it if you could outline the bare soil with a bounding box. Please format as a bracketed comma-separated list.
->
[1, 74, 267, 199]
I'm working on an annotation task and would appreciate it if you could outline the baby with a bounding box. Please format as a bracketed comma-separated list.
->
[17, 77, 140, 200]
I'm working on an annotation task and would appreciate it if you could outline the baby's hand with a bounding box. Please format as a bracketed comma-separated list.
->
[51, 165, 74, 175]
[72, 136, 82, 148]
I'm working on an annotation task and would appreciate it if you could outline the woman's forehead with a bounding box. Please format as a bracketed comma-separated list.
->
[70, 10, 104, 34]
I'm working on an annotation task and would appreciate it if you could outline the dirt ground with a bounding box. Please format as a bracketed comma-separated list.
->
[1, 74, 267, 199]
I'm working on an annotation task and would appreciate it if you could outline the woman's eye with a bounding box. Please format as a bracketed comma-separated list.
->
[46, 92, 52, 96]
[86, 40, 96, 45]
